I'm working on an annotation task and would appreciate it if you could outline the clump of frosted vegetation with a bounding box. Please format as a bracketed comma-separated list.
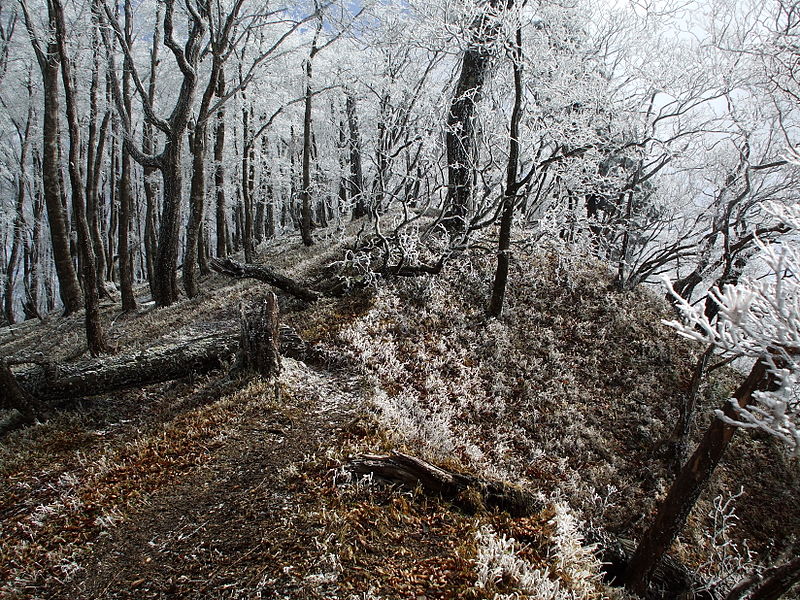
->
[474, 503, 608, 599]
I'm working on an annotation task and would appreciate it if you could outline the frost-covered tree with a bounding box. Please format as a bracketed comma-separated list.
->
[626, 201, 800, 597]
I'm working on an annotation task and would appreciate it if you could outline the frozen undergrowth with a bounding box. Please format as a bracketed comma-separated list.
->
[335, 247, 684, 516]
[474, 503, 612, 600]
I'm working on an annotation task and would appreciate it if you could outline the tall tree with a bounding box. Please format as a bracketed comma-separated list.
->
[20, 0, 82, 315]
[50, 0, 110, 355]
[99, 0, 207, 307]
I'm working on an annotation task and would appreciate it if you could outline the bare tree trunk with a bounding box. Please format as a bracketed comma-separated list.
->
[488, 27, 522, 319]
[23, 157, 44, 320]
[20, 0, 82, 315]
[52, 0, 110, 355]
[117, 0, 137, 312]
[300, 25, 320, 247]
[142, 5, 161, 294]
[241, 101, 256, 261]
[86, 28, 110, 295]
[214, 72, 228, 258]
[5, 84, 34, 324]
[346, 91, 366, 220]
[726, 557, 800, 600]
[0, 360, 48, 424]
[625, 360, 776, 597]
[444, 0, 503, 231]
[153, 139, 184, 306]
[236, 292, 281, 378]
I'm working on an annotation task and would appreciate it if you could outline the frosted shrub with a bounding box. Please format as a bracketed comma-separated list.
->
[474, 505, 604, 600]
[548, 503, 603, 597]
[475, 525, 567, 599]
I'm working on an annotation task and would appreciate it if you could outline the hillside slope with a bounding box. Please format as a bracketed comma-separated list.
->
[1, 239, 798, 599]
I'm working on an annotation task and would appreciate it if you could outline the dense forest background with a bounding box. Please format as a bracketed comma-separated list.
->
[1, 0, 800, 598]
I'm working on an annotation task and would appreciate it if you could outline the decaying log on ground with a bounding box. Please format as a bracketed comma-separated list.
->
[0, 360, 49, 423]
[237, 293, 282, 378]
[210, 257, 323, 302]
[7, 323, 305, 404]
[344, 451, 542, 517]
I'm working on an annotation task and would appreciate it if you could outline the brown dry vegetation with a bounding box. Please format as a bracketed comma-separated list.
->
[1, 234, 798, 599]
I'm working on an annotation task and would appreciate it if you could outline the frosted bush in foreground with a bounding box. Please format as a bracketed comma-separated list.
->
[474, 503, 605, 599]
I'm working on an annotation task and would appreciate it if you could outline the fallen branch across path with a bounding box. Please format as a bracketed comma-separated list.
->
[344, 451, 542, 517]
[210, 257, 323, 302]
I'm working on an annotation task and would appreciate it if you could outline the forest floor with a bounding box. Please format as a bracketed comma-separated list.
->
[1, 230, 799, 599]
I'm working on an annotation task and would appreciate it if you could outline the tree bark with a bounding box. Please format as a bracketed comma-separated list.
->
[52, 0, 110, 356]
[118, 0, 137, 312]
[346, 91, 366, 219]
[300, 24, 320, 247]
[214, 72, 228, 258]
[236, 292, 281, 377]
[625, 360, 776, 597]
[5, 86, 34, 324]
[726, 557, 800, 600]
[20, 0, 83, 315]
[8, 323, 304, 404]
[0, 360, 48, 424]
[445, 0, 503, 231]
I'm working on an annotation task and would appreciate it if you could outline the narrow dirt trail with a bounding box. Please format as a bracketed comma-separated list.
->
[65, 359, 363, 600]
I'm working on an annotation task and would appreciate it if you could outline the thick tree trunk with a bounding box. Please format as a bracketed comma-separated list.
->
[153, 139, 184, 307]
[625, 360, 776, 597]
[21, 1, 83, 315]
[345, 452, 542, 517]
[0, 360, 48, 424]
[236, 292, 281, 378]
[726, 557, 800, 600]
[444, 2, 502, 231]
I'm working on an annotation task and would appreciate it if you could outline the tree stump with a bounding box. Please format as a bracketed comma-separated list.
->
[237, 292, 282, 378]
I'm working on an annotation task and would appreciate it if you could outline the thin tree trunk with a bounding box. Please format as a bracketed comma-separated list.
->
[300, 27, 320, 247]
[241, 101, 255, 261]
[625, 360, 776, 597]
[346, 91, 365, 219]
[117, 0, 137, 312]
[5, 87, 34, 324]
[214, 72, 228, 258]
[488, 27, 522, 319]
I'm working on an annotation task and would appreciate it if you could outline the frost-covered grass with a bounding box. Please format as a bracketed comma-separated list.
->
[331, 241, 800, 586]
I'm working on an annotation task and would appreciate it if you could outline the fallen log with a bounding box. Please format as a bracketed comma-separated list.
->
[0, 360, 49, 423]
[7, 323, 305, 404]
[344, 451, 542, 517]
[210, 257, 323, 302]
